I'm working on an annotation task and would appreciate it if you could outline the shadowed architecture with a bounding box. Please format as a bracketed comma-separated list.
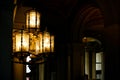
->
[0, 0, 120, 80]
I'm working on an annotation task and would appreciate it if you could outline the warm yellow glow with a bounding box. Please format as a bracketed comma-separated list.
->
[43, 31, 50, 52]
[29, 34, 37, 54]
[29, 33, 43, 55]
[26, 10, 40, 29]
[35, 39, 41, 55]
[13, 29, 54, 56]
[15, 31, 29, 52]
[51, 36, 54, 52]
[38, 33, 43, 53]
[35, 41, 39, 53]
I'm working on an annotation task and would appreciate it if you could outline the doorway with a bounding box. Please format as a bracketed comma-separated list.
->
[83, 37, 104, 80]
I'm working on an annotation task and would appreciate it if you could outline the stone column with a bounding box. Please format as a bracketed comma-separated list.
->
[56, 44, 67, 80]
[13, 62, 25, 80]
[72, 43, 85, 80]
[85, 50, 89, 79]
[92, 51, 96, 80]
[39, 64, 44, 80]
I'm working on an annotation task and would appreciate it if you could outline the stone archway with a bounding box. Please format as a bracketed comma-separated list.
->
[71, 3, 104, 42]
[70, 2, 105, 80]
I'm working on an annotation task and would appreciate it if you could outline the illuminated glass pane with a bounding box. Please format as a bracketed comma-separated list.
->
[13, 30, 29, 52]
[38, 33, 43, 53]
[96, 74, 101, 79]
[51, 35, 54, 52]
[96, 64, 101, 70]
[96, 52, 102, 62]
[43, 31, 50, 52]
[26, 10, 40, 29]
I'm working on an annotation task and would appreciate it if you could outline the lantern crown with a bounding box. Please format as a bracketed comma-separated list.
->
[25, 9, 41, 29]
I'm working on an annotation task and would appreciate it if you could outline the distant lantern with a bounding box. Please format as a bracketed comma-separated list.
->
[26, 9, 40, 29]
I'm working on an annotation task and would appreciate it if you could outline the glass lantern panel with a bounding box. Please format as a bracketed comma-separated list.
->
[14, 30, 29, 52]
[26, 10, 40, 29]
[51, 35, 54, 52]
[43, 31, 50, 52]
[29, 32, 43, 55]
[38, 33, 43, 53]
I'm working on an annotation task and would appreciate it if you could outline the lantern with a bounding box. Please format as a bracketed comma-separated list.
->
[12, 8, 55, 64]
[26, 9, 40, 29]
[13, 29, 30, 61]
